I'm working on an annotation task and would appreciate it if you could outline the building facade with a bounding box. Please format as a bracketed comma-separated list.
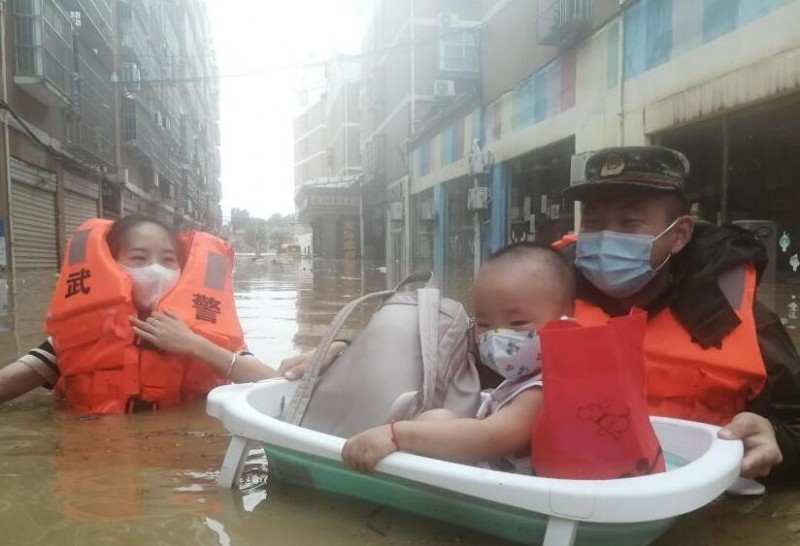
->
[358, 0, 484, 280]
[293, 58, 362, 259]
[0, 0, 221, 275]
[403, 0, 800, 304]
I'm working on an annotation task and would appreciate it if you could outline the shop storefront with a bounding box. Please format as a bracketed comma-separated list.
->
[657, 97, 800, 284]
[410, 189, 435, 273]
[444, 177, 475, 305]
[506, 138, 575, 246]
[297, 184, 361, 260]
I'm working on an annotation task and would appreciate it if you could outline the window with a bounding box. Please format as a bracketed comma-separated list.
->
[438, 29, 480, 73]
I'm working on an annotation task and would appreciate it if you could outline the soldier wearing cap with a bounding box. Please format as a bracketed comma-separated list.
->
[560, 146, 800, 483]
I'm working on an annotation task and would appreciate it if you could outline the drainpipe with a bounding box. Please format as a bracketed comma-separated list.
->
[409, 0, 415, 133]
[344, 81, 349, 174]
[403, 176, 411, 276]
[617, 3, 626, 146]
[407, 0, 415, 279]
[720, 117, 729, 224]
[472, 176, 481, 279]
[1, 0, 15, 280]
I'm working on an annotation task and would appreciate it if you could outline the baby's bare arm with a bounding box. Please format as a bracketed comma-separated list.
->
[415, 408, 458, 421]
[342, 389, 542, 472]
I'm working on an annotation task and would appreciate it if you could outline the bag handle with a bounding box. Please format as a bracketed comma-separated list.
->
[394, 271, 438, 292]
[281, 288, 396, 425]
[403, 285, 441, 418]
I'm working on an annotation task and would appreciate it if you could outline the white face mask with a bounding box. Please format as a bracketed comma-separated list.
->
[477, 329, 542, 381]
[119, 263, 180, 310]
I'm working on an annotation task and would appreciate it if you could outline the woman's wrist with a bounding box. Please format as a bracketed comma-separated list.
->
[187, 333, 209, 359]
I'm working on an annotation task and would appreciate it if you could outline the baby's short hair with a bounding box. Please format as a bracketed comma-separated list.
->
[486, 242, 576, 308]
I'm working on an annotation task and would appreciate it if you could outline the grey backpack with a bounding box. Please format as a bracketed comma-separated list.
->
[281, 272, 481, 438]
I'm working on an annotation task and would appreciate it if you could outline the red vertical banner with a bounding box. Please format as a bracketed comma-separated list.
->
[560, 50, 577, 112]
[531, 310, 666, 480]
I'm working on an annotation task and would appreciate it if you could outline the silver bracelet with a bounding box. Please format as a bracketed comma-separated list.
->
[226, 352, 237, 378]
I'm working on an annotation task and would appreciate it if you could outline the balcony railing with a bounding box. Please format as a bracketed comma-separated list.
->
[69, 43, 114, 166]
[119, 1, 152, 71]
[13, 0, 73, 105]
[362, 134, 386, 184]
[537, 0, 594, 47]
[438, 29, 480, 74]
[122, 96, 161, 166]
[66, 0, 113, 50]
[163, 148, 183, 186]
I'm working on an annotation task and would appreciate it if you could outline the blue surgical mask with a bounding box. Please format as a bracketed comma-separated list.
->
[575, 219, 678, 299]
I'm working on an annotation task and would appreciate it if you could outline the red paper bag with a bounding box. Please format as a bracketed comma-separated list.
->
[531, 309, 665, 479]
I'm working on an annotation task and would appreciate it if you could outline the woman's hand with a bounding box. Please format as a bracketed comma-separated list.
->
[278, 341, 349, 380]
[342, 425, 398, 473]
[129, 310, 201, 356]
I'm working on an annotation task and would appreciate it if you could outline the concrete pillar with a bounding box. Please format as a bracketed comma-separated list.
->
[486, 162, 509, 255]
[433, 183, 446, 283]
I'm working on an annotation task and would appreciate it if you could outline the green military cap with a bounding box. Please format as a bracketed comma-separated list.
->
[563, 146, 689, 201]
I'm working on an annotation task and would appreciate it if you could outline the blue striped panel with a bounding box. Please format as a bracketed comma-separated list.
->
[624, 0, 647, 79]
[737, 0, 780, 26]
[672, 0, 704, 58]
[533, 70, 547, 123]
[606, 21, 620, 87]
[546, 61, 562, 117]
[433, 184, 446, 282]
[645, 0, 672, 70]
[703, 0, 739, 42]
[512, 76, 536, 130]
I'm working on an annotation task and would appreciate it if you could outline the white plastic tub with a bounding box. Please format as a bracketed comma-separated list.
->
[208, 379, 744, 546]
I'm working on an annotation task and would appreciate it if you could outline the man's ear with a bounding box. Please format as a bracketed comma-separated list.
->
[669, 215, 694, 255]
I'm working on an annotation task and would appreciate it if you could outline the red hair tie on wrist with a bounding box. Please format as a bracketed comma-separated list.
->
[389, 420, 400, 449]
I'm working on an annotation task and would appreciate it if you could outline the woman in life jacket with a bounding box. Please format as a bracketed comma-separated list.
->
[0, 214, 291, 412]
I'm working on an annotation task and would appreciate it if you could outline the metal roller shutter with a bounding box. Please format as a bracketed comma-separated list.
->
[64, 191, 99, 237]
[11, 182, 58, 269]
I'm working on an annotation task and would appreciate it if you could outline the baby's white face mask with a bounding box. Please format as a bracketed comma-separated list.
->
[477, 329, 542, 380]
[119, 263, 179, 310]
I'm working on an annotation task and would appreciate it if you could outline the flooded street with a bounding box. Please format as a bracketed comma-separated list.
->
[0, 259, 798, 546]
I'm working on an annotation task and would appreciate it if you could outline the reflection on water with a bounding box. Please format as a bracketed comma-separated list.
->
[0, 259, 798, 545]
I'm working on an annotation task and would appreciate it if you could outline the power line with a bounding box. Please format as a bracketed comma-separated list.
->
[116, 22, 482, 87]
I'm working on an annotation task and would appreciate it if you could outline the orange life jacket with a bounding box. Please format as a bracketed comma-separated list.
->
[573, 265, 767, 426]
[46, 218, 244, 414]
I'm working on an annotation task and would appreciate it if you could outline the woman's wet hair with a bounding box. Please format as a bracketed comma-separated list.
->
[106, 214, 179, 259]
[487, 242, 576, 310]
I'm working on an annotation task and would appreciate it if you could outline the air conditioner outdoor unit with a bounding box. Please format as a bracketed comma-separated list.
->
[389, 201, 404, 221]
[438, 12, 459, 27]
[467, 187, 490, 211]
[468, 149, 493, 175]
[434, 79, 456, 97]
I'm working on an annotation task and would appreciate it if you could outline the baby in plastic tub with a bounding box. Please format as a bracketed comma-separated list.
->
[342, 242, 574, 474]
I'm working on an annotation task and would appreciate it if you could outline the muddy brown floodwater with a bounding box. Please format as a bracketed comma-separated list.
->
[0, 258, 798, 546]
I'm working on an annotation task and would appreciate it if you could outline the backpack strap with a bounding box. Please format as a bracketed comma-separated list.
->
[281, 288, 396, 425]
[403, 284, 441, 418]
[394, 271, 435, 291]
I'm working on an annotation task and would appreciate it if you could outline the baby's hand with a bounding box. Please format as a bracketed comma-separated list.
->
[341, 425, 397, 473]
